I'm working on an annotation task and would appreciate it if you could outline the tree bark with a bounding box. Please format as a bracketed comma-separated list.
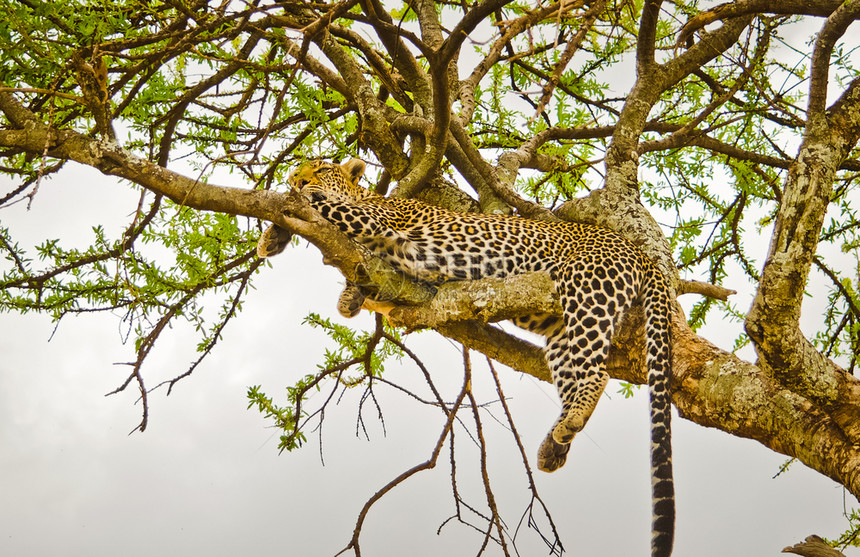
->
[783, 535, 846, 557]
[744, 6, 860, 445]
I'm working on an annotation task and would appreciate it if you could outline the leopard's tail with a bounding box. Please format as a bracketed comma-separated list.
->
[642, 265, 674, 557]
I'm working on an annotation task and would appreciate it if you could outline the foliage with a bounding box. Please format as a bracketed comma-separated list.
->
[827, 506, 860, 550]
[247, 312, 404, 453]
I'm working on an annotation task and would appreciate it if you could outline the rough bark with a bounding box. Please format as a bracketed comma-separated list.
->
[744, 4, 860, 445]
[783, 535, 846, 557]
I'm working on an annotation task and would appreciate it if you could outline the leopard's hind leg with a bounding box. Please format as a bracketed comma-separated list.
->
[537, 262, 623, 471]
[546, 322, 611, 427]
[537, 320, 611, 471]
[512, 313, 564, 337]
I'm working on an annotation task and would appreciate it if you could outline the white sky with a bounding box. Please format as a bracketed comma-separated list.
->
[0, 160, 857, 557]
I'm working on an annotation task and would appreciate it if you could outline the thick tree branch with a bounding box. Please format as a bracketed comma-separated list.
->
[357, 0, 431, 109]
[313, 28, 410, 178]
[677, 0, 846, 48]
[744, 57, 860, 444]
[592, 14, 754, 286]
[670, 314, 860, 500]
[676, 279, 736, 300]
[388, 272, 561, 329]
[448, 118, 558, 222]
[636, 0, 663, 73]
[807, 0, 860, 119]
[783, 535, 847, 557]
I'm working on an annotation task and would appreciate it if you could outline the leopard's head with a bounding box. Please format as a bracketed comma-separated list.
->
[289, 159, 370, 202]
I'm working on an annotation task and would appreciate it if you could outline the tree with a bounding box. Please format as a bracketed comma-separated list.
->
[1, 0, 859, 554]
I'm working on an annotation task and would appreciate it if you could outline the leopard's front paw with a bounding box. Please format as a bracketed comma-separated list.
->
[257, 224, 292, 258]
[337, 284, 366, 318]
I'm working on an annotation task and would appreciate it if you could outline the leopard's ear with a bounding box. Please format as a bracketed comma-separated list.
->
[342, 158, 366, 184]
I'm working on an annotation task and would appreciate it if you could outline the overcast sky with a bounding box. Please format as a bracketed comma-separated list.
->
[1, 156, 857, 557]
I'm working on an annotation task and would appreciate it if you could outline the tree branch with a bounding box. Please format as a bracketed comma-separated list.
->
[338, 348, 472, 557]
[677, 0, 845, 49]
[783, 535, 847, 557]
[807, 0, 860, 120]
[676, 279, 737, 300]
[744, 53, 860, 444]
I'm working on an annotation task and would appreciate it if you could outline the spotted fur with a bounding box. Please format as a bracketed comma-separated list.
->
[258, 159, 675, 557]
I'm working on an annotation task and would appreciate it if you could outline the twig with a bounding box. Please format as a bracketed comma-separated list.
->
[465, 350, 511, 556]
[336, 346, 473, 557]
[486, 358, 564, 556]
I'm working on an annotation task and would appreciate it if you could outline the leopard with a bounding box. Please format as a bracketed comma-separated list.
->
[258, 158, 675, 557]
